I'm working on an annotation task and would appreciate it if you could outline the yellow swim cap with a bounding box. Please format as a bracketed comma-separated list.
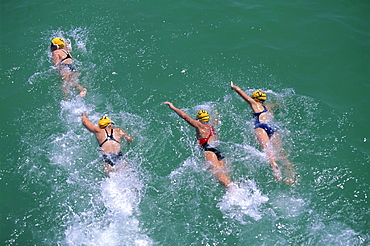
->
[98, 116, 113, 128]
[51, 37, 65, 48]
[251, 90, 266, 102]
[196, 110, 210, 123]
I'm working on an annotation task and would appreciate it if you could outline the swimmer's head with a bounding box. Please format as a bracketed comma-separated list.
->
[196, 110, 210, 123]
[98, 116, 114, 128]
[51, 37, 65, 49]
[251, 90, 266, 102]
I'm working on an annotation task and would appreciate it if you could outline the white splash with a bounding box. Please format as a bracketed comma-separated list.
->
[60, 98, 90, 123]
[101, 169, 143, 217]
[63, 168, 153, 246]
[218, 180, 269, 222]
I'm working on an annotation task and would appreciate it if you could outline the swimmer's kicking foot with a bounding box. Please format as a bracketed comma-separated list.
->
[77, 88, 87, 97]
[271, 162, 282, 182]
[283, 172, 299, 186]
[226, 182, 238, 193]
[283, 177, 295, 186]
[282, 161, 297, 185]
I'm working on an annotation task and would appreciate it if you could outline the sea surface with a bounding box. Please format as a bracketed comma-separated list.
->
[1, 0, 369, 245]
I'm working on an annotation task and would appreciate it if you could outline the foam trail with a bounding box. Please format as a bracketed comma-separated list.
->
[63, 169, 153, 246]
[218, 180, 269, 222]
[101, 168, 144, 217]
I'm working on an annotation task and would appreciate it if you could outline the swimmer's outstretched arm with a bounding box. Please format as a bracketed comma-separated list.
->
[118, 128, 134, 143]
[81, 113, 100, 133]
[230, 81, 256, 106]
[164, 102, 200, 128]
[266, 103, 279, 114]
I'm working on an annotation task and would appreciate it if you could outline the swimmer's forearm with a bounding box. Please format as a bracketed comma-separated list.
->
[164, 102, 198, 127]
[164, 102, 182, 115]
[81, 113, 96, 132]
[231, 83, 253, 103]
[81, 113, 88, 122]
[172, 107, 188, 119]
[230, 82, 245, 97]
[122, 131, 134, 143]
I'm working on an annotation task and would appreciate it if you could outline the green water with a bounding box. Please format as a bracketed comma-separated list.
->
[1, 0, 369, 245]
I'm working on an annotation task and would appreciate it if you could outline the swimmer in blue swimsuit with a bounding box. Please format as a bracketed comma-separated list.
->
[50, 37, 87, 98]
[230, 82, 282, 182]
[253, 105, 276, 138]
[81, 114, 134, 175]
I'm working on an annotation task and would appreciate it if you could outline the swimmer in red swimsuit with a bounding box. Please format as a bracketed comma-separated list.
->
[196, 111, 225, 161]
[164, 102, 236, 191]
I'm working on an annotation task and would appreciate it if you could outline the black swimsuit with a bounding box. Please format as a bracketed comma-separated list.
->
[103, 152, 124, 166]
[200, 143, 225, 161]
[60, 63, 76, 72]
[100, 129, 123, 166]
[60, 50, 72, 62]
[59, 50, 76, 72]
[99, 129, 120, 147]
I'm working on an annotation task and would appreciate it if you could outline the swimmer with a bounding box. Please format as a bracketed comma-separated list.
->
[164, 102, 237, 191]
[50, 37, 87, 98]
[230, 82, 285, 182]
[81, 113, 134, 175]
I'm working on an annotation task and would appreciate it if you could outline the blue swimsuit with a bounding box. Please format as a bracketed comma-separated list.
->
[253, 105, 276, 138]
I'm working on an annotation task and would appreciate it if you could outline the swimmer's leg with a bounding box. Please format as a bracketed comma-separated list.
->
[103, 162, 114, 176]
[103, 160, 128, 177]
[255, 128, 282, 181]
[282, 159, 297, 185]
[204, 151, 233, 189]
[60, 69, 86, 97]
[270, 133, 296, 185]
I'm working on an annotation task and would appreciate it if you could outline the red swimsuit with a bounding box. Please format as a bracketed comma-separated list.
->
[197, 125, 216, 146]
[197, 125, 225, 161]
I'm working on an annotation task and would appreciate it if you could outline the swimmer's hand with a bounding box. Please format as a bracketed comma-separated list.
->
[230, 81, 239, 91]
[164, 101, 174, 108]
